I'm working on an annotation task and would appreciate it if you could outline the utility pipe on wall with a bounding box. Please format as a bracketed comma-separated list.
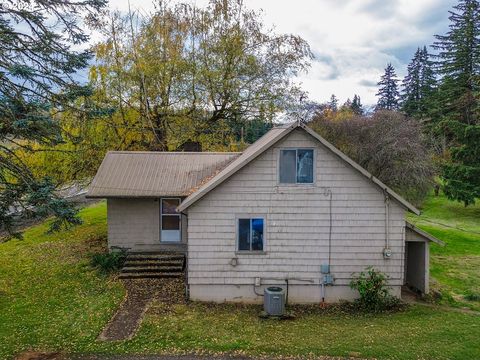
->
[384, 192, 392, 259]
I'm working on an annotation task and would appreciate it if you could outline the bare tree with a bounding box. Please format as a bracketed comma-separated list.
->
[309, 111, 436, 205]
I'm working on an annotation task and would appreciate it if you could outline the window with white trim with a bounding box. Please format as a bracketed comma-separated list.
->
[279, 148, 314, 184]
[238, 218, 264, 251]
[161, 198, 181, 242]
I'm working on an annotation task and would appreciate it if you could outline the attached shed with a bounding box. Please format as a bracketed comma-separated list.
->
[405, 222, 444, 294]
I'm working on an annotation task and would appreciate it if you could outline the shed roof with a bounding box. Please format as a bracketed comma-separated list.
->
[178, 122, 420, 214]
[87, 151, 240, 198]
[406, 222, 445, 246]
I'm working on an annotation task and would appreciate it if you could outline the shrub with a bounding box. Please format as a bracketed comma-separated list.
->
[464, 292, 480, 302]
[91, 249, 127, 275]
[350, 267, 401, 312]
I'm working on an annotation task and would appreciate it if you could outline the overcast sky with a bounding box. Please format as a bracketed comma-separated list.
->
[104, 0, 457, 105]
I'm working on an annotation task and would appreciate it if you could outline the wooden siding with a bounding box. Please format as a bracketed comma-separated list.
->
[187, 128, 406, 290]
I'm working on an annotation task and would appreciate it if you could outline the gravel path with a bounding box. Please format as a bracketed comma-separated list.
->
[98, 278, 185, 341]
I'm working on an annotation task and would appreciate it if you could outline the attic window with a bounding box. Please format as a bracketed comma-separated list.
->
[279, 149, 314, 184]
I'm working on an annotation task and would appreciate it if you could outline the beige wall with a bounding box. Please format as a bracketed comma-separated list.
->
[107, 198, 187, 251]
[186, 128, 406, 303]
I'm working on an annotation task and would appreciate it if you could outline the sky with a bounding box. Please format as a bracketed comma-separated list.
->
[103, 0, 457, 106]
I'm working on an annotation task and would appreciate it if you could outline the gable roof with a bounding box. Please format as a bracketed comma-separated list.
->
[406, 222, 445, 246]
[178, 122, 420, 214]
[87, 151, 239, 198]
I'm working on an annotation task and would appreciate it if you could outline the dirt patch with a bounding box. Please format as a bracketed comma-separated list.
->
[99, 278, 185, 341]
[15, 351, 64, 360]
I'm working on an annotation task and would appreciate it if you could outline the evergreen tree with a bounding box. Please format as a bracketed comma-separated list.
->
[401, 47, 437, 118]
[351, 94, 364, 115]
[328, 94, 339, 111]
[0, 0, 107, 236]
[432, 0, 480, 205]
[375, 63, 400, 111]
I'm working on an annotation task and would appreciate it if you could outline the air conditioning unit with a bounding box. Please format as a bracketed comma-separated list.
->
[264, 286, 286, 316]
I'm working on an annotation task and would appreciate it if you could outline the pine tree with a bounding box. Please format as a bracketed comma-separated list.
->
[375, 63, 400, 111]
[402, 48, 422, 116]
[432, 0, 480, 205]
[401, 47, 437, 118]
[0, 0, 107, 236]
[328, 94, 338, 111]
[351, 94, 364, 115]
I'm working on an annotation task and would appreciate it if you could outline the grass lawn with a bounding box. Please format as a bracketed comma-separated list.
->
[0, 202, 125, 358]
[0, 199, 479, 360]
[408, 194, 480, 311]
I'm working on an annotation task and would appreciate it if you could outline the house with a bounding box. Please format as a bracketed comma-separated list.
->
[87, 122, 443, 303]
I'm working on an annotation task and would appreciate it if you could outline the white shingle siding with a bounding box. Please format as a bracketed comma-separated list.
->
[187, 129, 406, 301]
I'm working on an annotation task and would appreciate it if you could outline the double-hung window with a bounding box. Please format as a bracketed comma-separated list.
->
[279, 148, 314, 184]
[161, 198, 181, 242]
[237, 218, 264, 252]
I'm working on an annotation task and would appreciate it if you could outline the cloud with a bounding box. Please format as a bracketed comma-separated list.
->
[358, 79, 378, 88]
[102, 0, 457, 105]
[355, 0, 400, 19]
[312, 53, 340, 80]
[385, 45, 420, 64]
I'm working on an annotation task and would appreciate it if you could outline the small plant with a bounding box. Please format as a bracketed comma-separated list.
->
[464, 292, 480, 302]
[350, 267, 401, 312]
[91, 249, 127, 275]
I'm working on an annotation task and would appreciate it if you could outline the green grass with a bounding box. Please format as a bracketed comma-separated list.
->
[408, 194, 480, 310]
[0, 202, 125, 358]
[65, 302, 479, 360]
[0, 198, 479, 360]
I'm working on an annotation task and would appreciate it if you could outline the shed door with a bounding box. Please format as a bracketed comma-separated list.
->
[161, 198, 181, 242]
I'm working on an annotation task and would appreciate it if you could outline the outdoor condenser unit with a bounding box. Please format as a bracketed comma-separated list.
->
[264, 287, 286, 316]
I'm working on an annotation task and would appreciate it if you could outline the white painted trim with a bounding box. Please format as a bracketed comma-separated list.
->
[160, 197, 181, 243]
[178, 122, 420, 215]
[301, 125, 420, 215]
[177, 123, 297, 211]
[405, 222, 445, 246]
[235, 215, 266, 253]
[277, 147, 316, 185]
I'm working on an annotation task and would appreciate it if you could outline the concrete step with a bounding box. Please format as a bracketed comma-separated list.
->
[119, 272, 183, 279]
[127, 251, 184, 255]
[121, 266, 184, 273]
[120, 252, 186, 279]
[126, 254, 185, 262]
[124, 259, 184, 267]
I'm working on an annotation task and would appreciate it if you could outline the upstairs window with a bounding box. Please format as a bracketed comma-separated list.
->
[238, 218, 264, 252]
[279, 149, 314, 184]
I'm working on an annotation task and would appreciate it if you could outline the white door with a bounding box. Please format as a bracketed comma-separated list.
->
[161, 198, 181, 242]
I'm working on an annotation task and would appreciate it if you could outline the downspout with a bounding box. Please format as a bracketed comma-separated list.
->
[322, 188, 333, 302]
[326, 189, 333, 269]
[384, 192, 392, 259]
[180, 211, 190, 300]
